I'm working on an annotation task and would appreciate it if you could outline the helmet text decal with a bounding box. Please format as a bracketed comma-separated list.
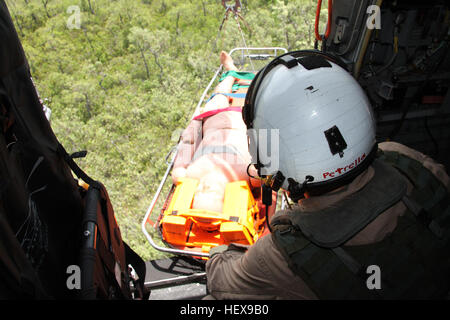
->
[322, 153, 366, 179]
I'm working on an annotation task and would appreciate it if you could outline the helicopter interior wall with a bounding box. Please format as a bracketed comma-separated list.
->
[322, 0, 450, 172]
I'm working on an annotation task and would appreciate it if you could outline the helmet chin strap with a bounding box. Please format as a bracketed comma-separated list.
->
[287, 176, 315, 202]
[261, 171, 286, 233]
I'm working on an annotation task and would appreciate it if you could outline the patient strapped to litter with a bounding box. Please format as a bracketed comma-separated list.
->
[159, 51, 277, 251]
[171, 51, 262, 214]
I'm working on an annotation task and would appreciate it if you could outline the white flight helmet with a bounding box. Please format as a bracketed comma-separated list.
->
[243, 50, 377, 201]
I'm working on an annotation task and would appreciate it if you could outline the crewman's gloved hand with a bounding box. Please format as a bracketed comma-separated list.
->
[209, 243, 250, 258]
[209, 245, 229, 258]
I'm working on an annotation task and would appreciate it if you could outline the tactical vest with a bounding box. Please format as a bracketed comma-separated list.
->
[270, 150, 450, 299]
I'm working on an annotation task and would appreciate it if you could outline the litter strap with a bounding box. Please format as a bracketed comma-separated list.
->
[205, 92, 247, 103]
[219, 70, 255, 82]
[193, 106, 242, 120]
[232, 84, 250, 91]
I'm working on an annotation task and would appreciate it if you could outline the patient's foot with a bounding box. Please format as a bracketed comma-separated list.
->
[220, 51, 238, 71]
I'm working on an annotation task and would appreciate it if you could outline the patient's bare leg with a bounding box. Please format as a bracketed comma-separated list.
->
[199, 52, 239, 114]
[213, 51, 238, 93]
[221, 50, 238, 71]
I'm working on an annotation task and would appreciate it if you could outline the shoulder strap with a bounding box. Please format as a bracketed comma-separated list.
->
[271, 226, 383, 299]
[272, 159, 407, 248]
[379, 150, 450, 239]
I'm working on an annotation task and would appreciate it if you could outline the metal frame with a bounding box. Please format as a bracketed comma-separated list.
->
[144, 272, 207, 290]
[229, 47, 288, 72]
[141, 47, 287, 258]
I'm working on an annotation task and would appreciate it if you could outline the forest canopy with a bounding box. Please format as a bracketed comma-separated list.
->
[6, 0, 320, 260]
